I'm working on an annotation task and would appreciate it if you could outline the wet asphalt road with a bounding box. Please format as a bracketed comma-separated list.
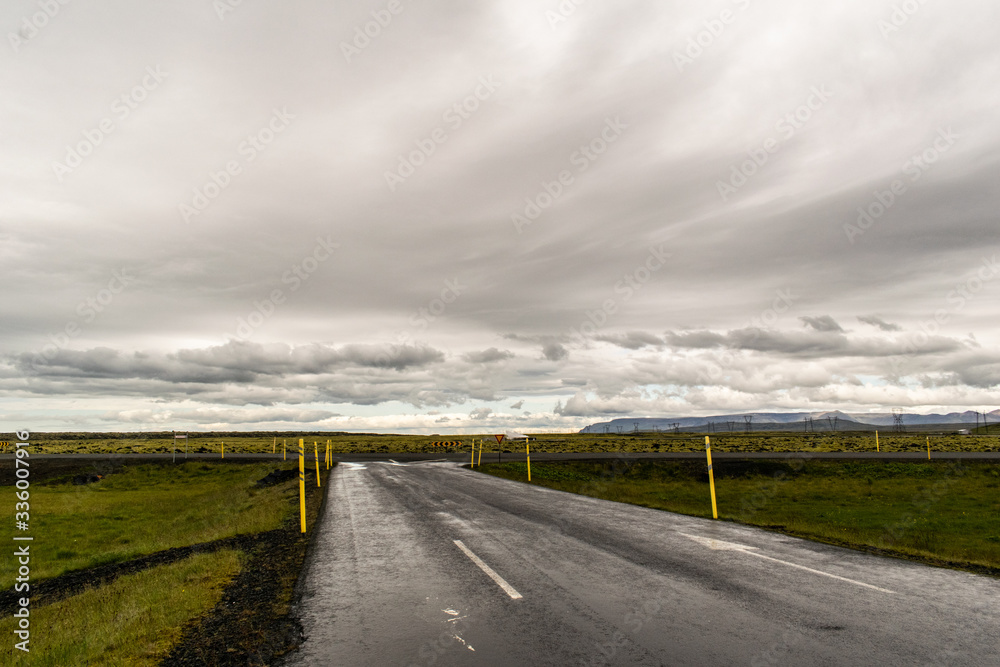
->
[286, 461, 1000, 666]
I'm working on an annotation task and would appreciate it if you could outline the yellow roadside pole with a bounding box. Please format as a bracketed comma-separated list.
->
[927, 436, 931, 460]
[298, 439, 306, 533]
[875, 430, 880, 453]
[326, 440, 330, 469]
[705, 436, 718, 519]
[221, 441, 224, 459]
[478, 438, 483, 466]
[283, 440, 286, 461]
[470, 442, 476, 468]
[273, 437, 276, 454]
[314, 442, 321, 486]
[526, 439, 531, 482]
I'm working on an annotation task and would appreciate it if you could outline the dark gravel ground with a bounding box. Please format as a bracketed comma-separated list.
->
[0, 531, 279, 615]
[159, 465, 329, 666]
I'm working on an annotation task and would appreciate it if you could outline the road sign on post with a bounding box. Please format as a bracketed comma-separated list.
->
[174, 432, 188, 461]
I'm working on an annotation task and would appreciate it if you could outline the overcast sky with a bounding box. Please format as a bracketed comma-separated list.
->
[2, 0, 999, 434]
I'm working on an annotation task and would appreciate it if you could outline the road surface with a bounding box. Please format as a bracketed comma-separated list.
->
[287, 461, 998, 665]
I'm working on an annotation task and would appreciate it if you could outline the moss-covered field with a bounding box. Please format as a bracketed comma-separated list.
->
[11, 430, 1000, 455]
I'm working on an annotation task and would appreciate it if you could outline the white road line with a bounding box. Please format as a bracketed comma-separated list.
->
[453, 540, 523, 600]
[745, 550, 896, 594]
[681, 533, 895, 594]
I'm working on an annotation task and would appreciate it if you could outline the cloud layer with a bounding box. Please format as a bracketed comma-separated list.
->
[1, 1, 998, 432]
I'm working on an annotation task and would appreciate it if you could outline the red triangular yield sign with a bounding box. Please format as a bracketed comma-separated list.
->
[494, 434, 505, 444]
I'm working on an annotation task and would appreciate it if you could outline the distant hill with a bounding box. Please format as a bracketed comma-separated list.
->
[579, 410, 1000, 434]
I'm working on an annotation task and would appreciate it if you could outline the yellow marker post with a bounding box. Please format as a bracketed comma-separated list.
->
[705, 436, 718, 519]
[314, 442, 321, 487]
[526, 439, 531, 482]
[283, 440, 286, 461]
[221, 441, 224, 459]
[326, 440, 330, 469]
[875, 430, 880, 453]
[470, 441, 476, 468]
[477, 438, 483, 466]
[273, 437, 276, 454]
[927, 436, 931, 460]
[298, 439, 306, 533]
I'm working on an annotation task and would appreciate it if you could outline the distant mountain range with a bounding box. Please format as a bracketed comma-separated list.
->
[580, 410, 1000, 434]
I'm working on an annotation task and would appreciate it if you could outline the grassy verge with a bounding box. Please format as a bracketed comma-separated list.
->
[479, 460, 1000, 572]
[0, 549, 241, 666]
[1, 462, 295, 585]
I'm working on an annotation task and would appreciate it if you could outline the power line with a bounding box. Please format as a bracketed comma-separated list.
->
[892, 408, 905, 433]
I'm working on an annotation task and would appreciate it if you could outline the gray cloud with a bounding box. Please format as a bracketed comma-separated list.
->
[542, 342, 569, 362]
[13, 341, 445, 382]
[662, 327, 965, 359]
[594, 331, 665, 349]
[800, 316, 845, 333]
[463, 348, 514, 364]
[858, 315, 902, 332]
[469, 407, 493, 420]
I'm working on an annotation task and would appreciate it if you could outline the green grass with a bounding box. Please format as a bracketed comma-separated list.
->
[479, 460, 1000, 572]
[0, 549, 241, 666]
[0, 462, 295, 585]
[18, 430, 1000, 454]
